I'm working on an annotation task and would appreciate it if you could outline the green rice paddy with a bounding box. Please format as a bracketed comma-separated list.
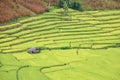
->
[0, 9, 120, 80]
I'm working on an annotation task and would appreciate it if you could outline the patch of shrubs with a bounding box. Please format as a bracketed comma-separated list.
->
[58, 0, 83, 11]
[70, 1, 83, 11]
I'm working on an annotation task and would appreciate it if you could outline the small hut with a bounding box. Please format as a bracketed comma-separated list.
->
[28, 47, 40, 54]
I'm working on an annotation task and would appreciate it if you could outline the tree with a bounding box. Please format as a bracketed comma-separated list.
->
[46, 0, 51, 12]
[58, 0, 64, 8]
[58, 0, 83, 11]
[70, 1, 83, 11]
[58, 0, 70, 8]
[63, 1, 68, 16]
[65, 0, 70, 6]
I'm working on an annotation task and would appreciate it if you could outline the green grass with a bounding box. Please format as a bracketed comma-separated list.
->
[0, 8, 120, 80]
[0, 48, 120, 80]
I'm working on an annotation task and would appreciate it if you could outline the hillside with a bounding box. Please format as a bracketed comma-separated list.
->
[0, 1, 120, 80]
[0, 8, 120, 80]
[80, 0, 120, 10]
[0, 0, 120, 23]
[0, 0, 57, 23]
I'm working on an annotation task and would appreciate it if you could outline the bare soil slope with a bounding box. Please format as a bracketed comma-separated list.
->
[0, 0, 57, 23]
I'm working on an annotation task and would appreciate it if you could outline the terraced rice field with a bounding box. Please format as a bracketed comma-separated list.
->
[0, 9, 120, 80]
